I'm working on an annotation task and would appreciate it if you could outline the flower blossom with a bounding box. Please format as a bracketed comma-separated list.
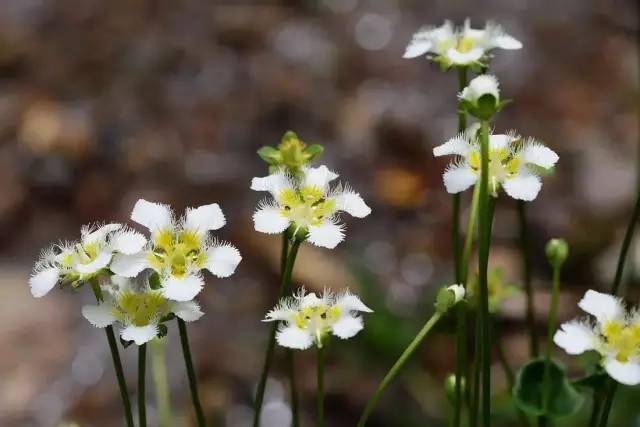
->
[403, 19, 522, 67]
[110, 199, 242, 302]
[250, 165, 371, 249]
[433, 130, 558, 201]
[29, 223, 146, 298]
[264, 288, 373, 350]
[554, 290, 640, 386]
[82, 277, 203, 345]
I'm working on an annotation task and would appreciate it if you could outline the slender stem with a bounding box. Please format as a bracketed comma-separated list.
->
[90, 282, 134, 427]
[177, 318, 206, 427]
[611, 188, 640, 295]
[598, 379, 617, 427]
[316, 345, 325, 427]
[287, 349, 300, 427]
[589, 391, 602, 427]
[138, 343, 147, 427]
[478, 121, 493, 427]
[453, 64, 469, 427]
[357, 312, 443, 427]
[517, 200, 538, 357]
[470, 315, 481, 427]
[253, 237, 302, 427]
[462, 184, 481, 284]
[151, 339, 172, 427]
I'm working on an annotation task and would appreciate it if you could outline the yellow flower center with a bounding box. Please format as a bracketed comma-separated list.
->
[147, 229, 207, 278]
[278, 185, 336, 228]
[113, 290, 169, 327]
[468, 148, 521, 194]
[602, 320, 640, 363]
[293, 304, 342, 341]
[456, 36, 476, 53]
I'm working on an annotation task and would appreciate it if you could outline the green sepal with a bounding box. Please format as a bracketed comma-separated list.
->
[572, 370, 607, 390]
[156, 323, 168, 339]
[303, 144, 324, 162]
[435, 287, 455, 314]
[160, 313, 176, 323]
[257, 146, 282, 165]
[148, 272, 162, 290]
[513, 358, 584, 418]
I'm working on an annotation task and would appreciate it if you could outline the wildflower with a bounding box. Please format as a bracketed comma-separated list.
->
[554, 290, 640, 386]
[264, 288, 373, 349]
[433, 130, 558, 201]
[82, 277, 203, 345]
[250, 165, 371, 249]
[257, 131, 324, 175]
[29, 223, 146, 298]
[458, 75, 506, 119]
[403, 19, 522, 68]
[110, 199, 242, 302]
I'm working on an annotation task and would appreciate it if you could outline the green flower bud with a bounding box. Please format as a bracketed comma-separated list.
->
[257, 131, 324, 175]
[545, 238, 569, 269]
[435, 284, 465, 314]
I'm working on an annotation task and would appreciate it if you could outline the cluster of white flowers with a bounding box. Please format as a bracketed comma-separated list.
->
[29, 199, 241, 345]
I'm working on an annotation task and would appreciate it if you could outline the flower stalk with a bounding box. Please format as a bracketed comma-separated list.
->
[178, 318, 206, 427]
[518, 200, 538, 357]
[138, 343, 147, 427]
[150, 339, 172, 427]
[316, 345, 326, 427]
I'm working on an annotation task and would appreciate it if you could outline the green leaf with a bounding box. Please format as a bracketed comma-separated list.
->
[148, 272, 162, 290]
[513, 358, 584, 418]
[257, 146, 281, 165]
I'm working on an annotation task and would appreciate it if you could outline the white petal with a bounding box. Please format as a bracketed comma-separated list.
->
[300, 292, 324, 308]
[493, 34, 522, 50]
[403, 39, 433, 59]
[162, 275, 204, 301]
[110, 252, 150, 277]
[82, 304, 117, 328]
[502, 173, 542, 201]
[172, 301, 204, 322]
[264, 307, 297, 322]
[29, 267, 60, 298]
[604, 357, 640, 386]
[253, 205, 290, 234]
[206, 244, 242, 278]
[307, 220, 345, 249]
[276, 326, 314, 350]
[433, 135, 472, 157]
[336, 293, 373, 313]
[111, 230, 147, 255]
[83, 223, 121, 244]
[121, 324, 158, 345]
[75, 251, 112, 274]
[250, 172, 291, 195]
[184, 204, 226, 233]
[521, 142, 559, 169]
[333, 191, 371, 218]
[447, 284, 466, 303]
[443, 164, 477, 194]
[447, 47, 484, 66]
[332, 315, 364, 339]
[489, 134, 515, 151]
[303, 165, 338, 190]
[578, 290, 625, 323]
[460, 74, 500, 102]
[131, 199, 173, 233]
[553, 321, 597, 355]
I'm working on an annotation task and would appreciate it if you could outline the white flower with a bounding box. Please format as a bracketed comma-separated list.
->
[264, 288, 373, 350]
[459, 75, 500, 104]
[447, 284, 466, 303]
[110, 199, 242, 302]
[29, 223, 146, 298]
[250, 165, 371, 249]
[433, 130, 558, 201]
[403, 19, 522, 67]
[81, 277, 203, 346]
[554, 290, 640, 386]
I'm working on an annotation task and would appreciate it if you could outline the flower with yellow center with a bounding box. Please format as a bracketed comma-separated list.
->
[110, 199, 242, 302]
[433, 128, 558, 201]
[29, 223, 146, 298]
[554, 290, 640, 386]
[403, 19, 522, 68]
[251, 165, 371, 249]
[264, 288, 373, 350]
[82, 276, 203, 345]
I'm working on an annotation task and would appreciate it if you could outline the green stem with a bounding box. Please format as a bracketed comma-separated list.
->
[287, 349, 300, 427]
[589, 390, 602, 427]
[470, 316, 481, 427]
[610, 187, 640, 295]
[316, 345, 325, 427]
[462, 184, 481, 284]
[90, 282, 134, 427]
[517, 200, 538, 357]
[598, 379, 617, 427]
[138, 343, 147, 427]
[357, 312, 443, 427]
[151, 339, 172, 427]
[253, 236, 302, 427]
[177, 318, 206, 427]
[478, 121, 493, 427]
[539, 263, 561, 427]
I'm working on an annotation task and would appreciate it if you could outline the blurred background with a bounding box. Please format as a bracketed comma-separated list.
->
[1, 0, 639, 426]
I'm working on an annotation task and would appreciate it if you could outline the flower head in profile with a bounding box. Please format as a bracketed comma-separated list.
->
[458, 75, 507, 119]
[433, 129, 558, 201]
[251, 165, 371, 249]
[29, 223, 146, 298]
[403, 19, 522, 68]
[110, 199, 242, 302]
[257, 130, 324, 176]
[264, 288, 373, 350]
[82, 276, 203, 345]
[554, 290, 640, 386]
